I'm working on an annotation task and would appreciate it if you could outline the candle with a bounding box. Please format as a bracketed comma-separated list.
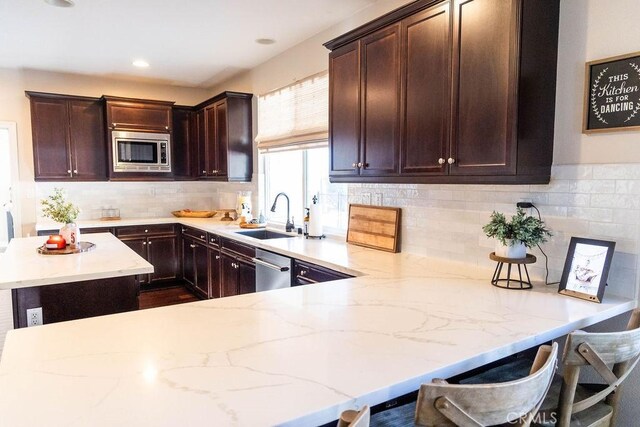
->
[46, 235, 67, 249]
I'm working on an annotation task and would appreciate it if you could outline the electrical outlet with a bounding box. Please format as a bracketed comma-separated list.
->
[26, 307, 43, 327]
[373, 193, 383, 206]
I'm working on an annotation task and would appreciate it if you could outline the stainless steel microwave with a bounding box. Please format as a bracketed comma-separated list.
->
[112, 130, 171, 173]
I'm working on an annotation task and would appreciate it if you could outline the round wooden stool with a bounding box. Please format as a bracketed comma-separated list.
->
[489, 252, 537, 290]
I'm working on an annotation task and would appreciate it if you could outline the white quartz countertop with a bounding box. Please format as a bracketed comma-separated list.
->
[2, 218, 634, 426]
[0, 233, 153, 290]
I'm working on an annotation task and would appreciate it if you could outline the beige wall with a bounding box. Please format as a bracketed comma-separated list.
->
[0, 68, 212, 236]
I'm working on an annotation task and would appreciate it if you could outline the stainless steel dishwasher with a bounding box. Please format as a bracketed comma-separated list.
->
[253, 248, 292, 292]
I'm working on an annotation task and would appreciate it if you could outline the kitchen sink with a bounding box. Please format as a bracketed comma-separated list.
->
[235, 230, 296, 240]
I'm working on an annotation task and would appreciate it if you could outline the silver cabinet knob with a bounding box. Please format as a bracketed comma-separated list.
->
[215, 255, 220, 260]
[200, 235, 205, 239]
[447, 158, 455, 164]
[144, 229, 148, 233]
[148, 241, 152, 245]
[165, 126, 169, 130]
[352, 162, 357, 168]
[112, 123, 117, 128]
[438, 158, 445, 165]
[211, 170, 217, 174]
[190, 244, 196, 248]
[143, 242, 147, 245]
[202, 170, 206, 174]
[73, 169, 78, 173]
[357, 162, 363, 168]
[300, 270, 307, 276]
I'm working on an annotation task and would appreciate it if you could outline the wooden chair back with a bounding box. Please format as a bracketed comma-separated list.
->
[556, 309, 640, 426]
[337, 405, 370, 427]
[415, 343, 558, 427]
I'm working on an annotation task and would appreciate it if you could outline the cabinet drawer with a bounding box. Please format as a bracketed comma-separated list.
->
[81, 227, 114, 235]
[221, 237, 255, 260]
[293, 260, 352, 285]
[180, 226, 208, 243]
[116, 224, 175, 238]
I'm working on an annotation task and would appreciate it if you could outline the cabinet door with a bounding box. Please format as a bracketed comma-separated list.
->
[107, 102, 171, 132]
[360, 25, 401, 176]
[194, 241, 210, 298]
[30, 97, 72, 180]
[237, 259, 256, 295]
[214, 100, 228, 178]
[196, 109, 207, 178]
[329, 41, 361, 178]
[209, 249, 221, 299]
[182, 238, 196, 287]
[68, 99, 107, 181]
[122, 237, 149, 285]
[172, 107, 194, 178]
[147, 236, 178, 283]
[400, 3, 450, 175]
[450, 0, 518, 176]
[205, 105, 217, 177]
[221, 253, 238, 297]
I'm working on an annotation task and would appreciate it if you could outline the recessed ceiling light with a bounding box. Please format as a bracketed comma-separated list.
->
[44, 0, 75, 7]
[132, 59, 150, 68]
[255, 38, 276, 45]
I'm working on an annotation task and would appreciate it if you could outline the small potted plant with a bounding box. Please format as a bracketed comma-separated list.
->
[41, 188, 80, 248]
[482, 208, 551, 258]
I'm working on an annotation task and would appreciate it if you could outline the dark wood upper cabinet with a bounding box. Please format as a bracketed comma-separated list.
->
[401, 2, 450, 175]
[329, 41, 361, 177]
[172, 106, 196, 178]
[194, 92, 252, 182]
[104, 96, 173, 132]
[325, 0, 560, 185]
[28, 92, 107, 181]
[360, 24, 401, 176]
[450, 0, 516, 176]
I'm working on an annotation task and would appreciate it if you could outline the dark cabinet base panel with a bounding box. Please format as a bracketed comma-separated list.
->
[12, 276, 139, 329]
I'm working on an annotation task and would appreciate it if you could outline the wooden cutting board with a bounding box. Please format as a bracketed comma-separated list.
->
[347, 204, 401, 253]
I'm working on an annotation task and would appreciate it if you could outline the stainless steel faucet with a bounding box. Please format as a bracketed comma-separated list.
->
[270, 192, 294, 232]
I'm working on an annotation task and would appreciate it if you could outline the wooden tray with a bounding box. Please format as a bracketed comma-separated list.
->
[239, 222, 267, 229]
[347, 204, 401, 253]
[171, 210, 217, 218]
[37, 242, 96, 255]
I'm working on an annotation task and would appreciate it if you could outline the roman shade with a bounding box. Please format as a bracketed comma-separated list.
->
[256, 71, 328, 152]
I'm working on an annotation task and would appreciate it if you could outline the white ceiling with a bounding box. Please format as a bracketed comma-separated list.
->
[0, 0, 379, 87]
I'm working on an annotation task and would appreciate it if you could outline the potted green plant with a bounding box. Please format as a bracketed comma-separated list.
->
[41, 188, 80, 247]
[482, 208, 551, 258]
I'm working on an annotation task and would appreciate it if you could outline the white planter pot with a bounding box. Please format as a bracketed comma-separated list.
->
[495, 239, 526, 259]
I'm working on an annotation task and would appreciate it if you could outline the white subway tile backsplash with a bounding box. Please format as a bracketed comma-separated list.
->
[348, 163, 640, 299]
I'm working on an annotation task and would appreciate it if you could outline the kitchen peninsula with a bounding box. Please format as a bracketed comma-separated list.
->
[0, 232, 153, 327]
[0, 223, 635, 426]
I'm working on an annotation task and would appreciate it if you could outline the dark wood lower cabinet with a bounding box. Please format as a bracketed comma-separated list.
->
[221, 253, 238, 297]
[147, 235, 178, 282]
[12, 276, 139, 328]
[121, 237, 149, 285]
[209, 248, 221, 298]
[220, 252, 256, 297]
[237, 258, 256, 295]
[182, 236, 209, 299]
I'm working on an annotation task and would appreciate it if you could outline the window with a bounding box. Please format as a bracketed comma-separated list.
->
[257, 72, 349, 233]
[262, 147, 348, 232]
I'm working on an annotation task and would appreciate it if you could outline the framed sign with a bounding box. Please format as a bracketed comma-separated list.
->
[559, 237, 615, 303]
[583, 51, 640, 133]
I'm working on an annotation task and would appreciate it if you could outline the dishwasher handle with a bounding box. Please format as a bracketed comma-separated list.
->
[295, 275, 319, 285]
[252, 257, 290, 272]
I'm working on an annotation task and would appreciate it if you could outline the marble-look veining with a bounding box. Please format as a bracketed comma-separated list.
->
[1, 218, 634, 426]
[0, 233, 153, 290]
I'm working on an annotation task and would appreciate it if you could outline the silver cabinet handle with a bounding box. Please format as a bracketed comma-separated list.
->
[357, 162, 363, 168]
[67, 169, 72, 177]
[252, 257, 290, 272]
[148, 241, 152, 245]
[447, 158, 455, 164]
[190, 244, 196, 248]
[300, 269, 307, 276]
[73, 169, 78, 174]
[438, 158, 445, 165]
[352, 162, 357, 168]
[295, 275, 318, 284]
[143, 242, 147, 245]
[215, 255, 220, 260]
[165, 126, 169, 130]
[145, 229, 148, 233]
[181, 228, 186, 232]
[212, 170, 217, 174]
[202, 170, 206, 174]
[200, 235, 205, 239]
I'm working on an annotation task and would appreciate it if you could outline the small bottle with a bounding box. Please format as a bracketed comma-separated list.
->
[258, 211, 265, 224]
[303, 208, 310, 236]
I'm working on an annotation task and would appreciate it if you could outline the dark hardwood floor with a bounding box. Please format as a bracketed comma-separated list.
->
[139, 285, 200, 310]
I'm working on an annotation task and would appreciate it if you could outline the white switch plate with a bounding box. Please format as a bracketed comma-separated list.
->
[26, 307, 43, 327]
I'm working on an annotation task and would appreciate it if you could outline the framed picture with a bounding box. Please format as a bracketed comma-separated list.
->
[583, 51, 640, 134]
[559, 237, 616, 303]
